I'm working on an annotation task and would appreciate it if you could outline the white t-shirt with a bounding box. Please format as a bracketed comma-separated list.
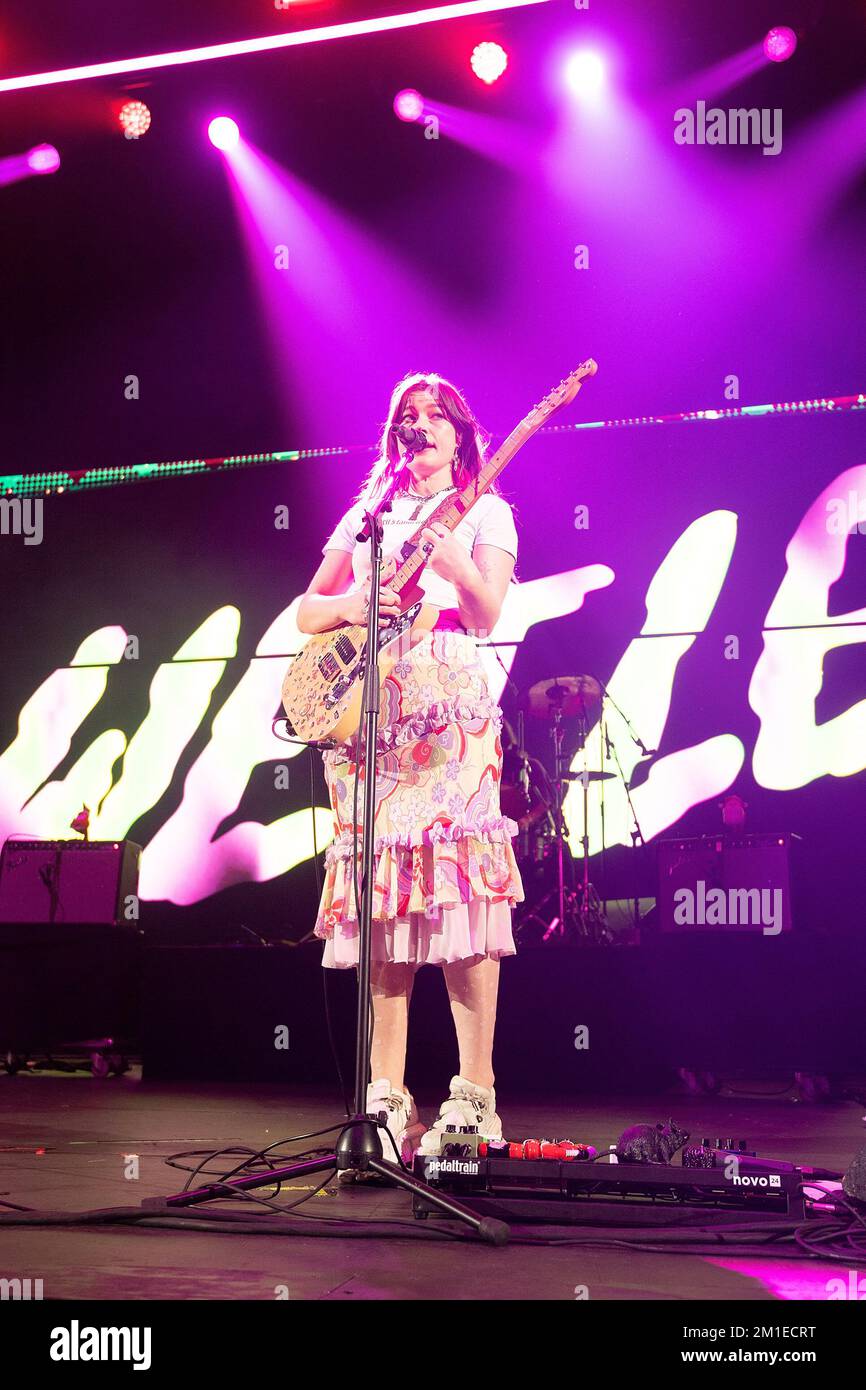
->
[323, 489, 518, 611]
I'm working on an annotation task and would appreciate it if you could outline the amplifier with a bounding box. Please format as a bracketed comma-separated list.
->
[656, 832, 794, 934]
[0, 839, 141, 926]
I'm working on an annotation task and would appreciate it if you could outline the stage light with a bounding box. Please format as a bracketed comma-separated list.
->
[565, 49, 605, 99]
[26, 144, 60, 174]
[0, 1, 552, 93]
[208, 116, 240, 150]
[763, 26, 797, 63]
[470, 41, 508, 84]
[119, 99, 152, 138]
[393, 88, 424, 121]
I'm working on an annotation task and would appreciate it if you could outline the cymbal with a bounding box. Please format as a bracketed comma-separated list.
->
[561, 770, 616, 782]
[527, 675, 602, 720]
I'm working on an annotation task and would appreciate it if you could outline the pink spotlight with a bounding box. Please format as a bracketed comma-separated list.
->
[393, 88, 424, 121]
[470, 41, 508, 84]
[208, 116, 240, 150]
[763, 26, 797, 63]
[565, 49, 605, 99]
[26, 143, 61, 174]
[119, 99, 152, 139]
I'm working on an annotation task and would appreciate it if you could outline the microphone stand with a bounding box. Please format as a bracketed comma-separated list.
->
[154, 486, 509, 1244]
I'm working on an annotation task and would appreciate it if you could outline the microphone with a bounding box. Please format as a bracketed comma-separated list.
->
[392, 422, 433, 452]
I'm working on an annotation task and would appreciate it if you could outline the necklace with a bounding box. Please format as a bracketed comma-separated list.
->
[404, 483, 455, 522]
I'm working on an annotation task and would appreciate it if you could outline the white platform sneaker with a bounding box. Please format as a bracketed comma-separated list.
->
[339, 1079, 427, 1181]
[418, 1075, 503, 1156]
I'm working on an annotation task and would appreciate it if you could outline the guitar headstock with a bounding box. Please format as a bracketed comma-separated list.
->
[529, 358, 598, 421]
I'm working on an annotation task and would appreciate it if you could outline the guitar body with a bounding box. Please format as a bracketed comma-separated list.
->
[282, 590, 438, 744]
[280, 360, 598, 744]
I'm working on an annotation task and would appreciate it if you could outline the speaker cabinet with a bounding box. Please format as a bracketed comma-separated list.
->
[0, 839, 141, 925]
[656, 833, 794, 933]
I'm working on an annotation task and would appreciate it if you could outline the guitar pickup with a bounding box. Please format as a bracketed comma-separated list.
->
[317, 652, 340, 681]
[334, 633, 357, 664]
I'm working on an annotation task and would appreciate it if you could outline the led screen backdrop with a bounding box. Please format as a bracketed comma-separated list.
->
[1, 405, 863, 937]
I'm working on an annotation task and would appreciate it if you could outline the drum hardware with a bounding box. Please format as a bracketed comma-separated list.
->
[526, 674, 602, 722]
[561, 770, 616, 782]
[512, 675, 652, 945]
[513, 675, 608, 942]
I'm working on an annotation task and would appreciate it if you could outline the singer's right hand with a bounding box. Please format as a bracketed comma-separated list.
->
[341, 576, 402, 626]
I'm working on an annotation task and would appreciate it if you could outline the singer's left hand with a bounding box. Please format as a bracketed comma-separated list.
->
[419, 523, 472, 585]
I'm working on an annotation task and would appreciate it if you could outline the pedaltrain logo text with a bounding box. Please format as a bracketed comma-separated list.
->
[0, 466, 864, 904]
[427, 1157, 480, 1176]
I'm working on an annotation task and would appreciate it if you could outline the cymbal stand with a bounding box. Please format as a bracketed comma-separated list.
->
[596, 683, 649, 932]
[570, 701, 611, 942]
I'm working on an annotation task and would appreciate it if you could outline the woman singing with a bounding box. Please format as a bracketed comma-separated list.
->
[296, 371, 523, 1166]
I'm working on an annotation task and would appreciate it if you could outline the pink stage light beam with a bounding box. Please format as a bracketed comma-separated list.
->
[394, 88, 424, 121]
[208, 116, 240, 150]
[565, 50, 606, 100]
[0, 0, 551, 94]
[26, 143, 61, 173]
[763, 27, 797, 63]
[0, 143, 60, 185]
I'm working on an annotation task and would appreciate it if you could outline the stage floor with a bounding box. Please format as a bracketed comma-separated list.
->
[0, 1072, 862, 1301]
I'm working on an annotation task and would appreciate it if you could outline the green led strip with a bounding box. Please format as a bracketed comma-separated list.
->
[0, 447, 349, 499]
[556, 393, 866, 433]
[2, 394, 863, 499]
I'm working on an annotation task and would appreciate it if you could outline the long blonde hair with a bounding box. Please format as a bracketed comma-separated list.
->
[355, 371, 496, 505]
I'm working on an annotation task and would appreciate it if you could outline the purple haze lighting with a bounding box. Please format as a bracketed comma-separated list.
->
[470, 41, 508, 84]
[26, 143, 61, 174]
[763, 26, 797, 63]
[420, 98, 536, 171]
[565, 50, 605, 99]
[216, 138, 453, 435]
[208, 116, 240, 150]
[670, 44, 769, 106]
[394, 88, 424, 121]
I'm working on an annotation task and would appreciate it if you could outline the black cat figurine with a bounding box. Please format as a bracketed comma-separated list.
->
[615, 1120, 690, 1164]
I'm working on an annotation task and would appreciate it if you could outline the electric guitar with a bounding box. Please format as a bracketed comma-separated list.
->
[281, 360, 598, 744]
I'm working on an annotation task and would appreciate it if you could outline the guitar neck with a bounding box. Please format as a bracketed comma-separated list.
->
[391, 414, 537, 593]
[388, 358, 597, 595]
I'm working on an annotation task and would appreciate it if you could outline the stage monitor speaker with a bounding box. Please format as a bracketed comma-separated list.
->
[656, 832, 794, 934]
[0, 839, 141, 925]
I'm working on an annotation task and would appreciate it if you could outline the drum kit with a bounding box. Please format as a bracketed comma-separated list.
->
[502, 675, 621, 946]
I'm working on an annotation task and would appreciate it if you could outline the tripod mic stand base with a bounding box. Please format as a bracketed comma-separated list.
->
[155, 1112, 511, 1245]
[334, 1115, 389, 1171]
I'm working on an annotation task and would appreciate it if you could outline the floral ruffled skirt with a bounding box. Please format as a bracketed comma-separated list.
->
[315, 628, 524, 968]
